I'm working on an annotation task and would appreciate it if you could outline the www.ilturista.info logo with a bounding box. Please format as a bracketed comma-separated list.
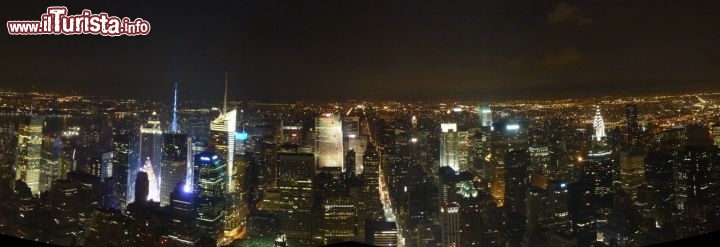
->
[7, 7, 150, 36]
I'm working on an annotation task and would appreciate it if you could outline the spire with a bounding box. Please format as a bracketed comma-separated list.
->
[170, 82, 179, 133]
[223, 72, 228, 114]
[593, 105, 605, 142]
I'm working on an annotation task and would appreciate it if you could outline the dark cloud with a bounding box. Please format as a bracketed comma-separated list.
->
[540, 47, 582, 69]
[1, 1, 719, 101]
[548, 2, 592, 25]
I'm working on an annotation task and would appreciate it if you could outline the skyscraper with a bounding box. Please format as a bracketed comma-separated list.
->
[15, 115, 44, 195]
[134, 171, 149, 203]
[361, 142, 383, 222]
[322, 195, 357, 243]
[626, 104, 640, 145]
[40, 136, 61, 193]
[490, 120, 529, 207]
[166, 181, 201, 246]
[194, 151, 227, 239]
[276, 152, 314, 244]
[161, 133, 189, 206]
[208, 74, 239, 233]
[478, 103, 492, 127]
[619, 149, 645, 200]
[209, 74, 237, 193]
[138, 112, 163, 203]
[440, 202, 460, 247]
[161, 83, 193, 206]
[112, 134, 131, 209]
[440, 123, 460, 172]
[315, 113, 344, 173]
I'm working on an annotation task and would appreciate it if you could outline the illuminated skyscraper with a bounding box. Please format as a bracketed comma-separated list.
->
[208, 74, 239, 233]
[194, 151, 226, 238]
[315, 113, 344, 173]
[344, 114, 366, 175]
[209, 74, 237, 193]
[593, 106, 606, 142]
[15, 115, 44, 195]
[478, 103, 492, 127]
[138, 112, 163, 203]
[440, 123, 460, 172]
[161, 83, 192, 206]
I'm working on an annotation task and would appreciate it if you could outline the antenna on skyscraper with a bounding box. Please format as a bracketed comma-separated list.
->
[170, 82, 179, 133]
[223, 72, 228, 114]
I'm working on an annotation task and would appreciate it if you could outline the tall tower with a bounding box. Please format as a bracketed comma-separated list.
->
[208, 73, 239, 234]
[440, 123, 459, 172]
[15, 115, 44, 195]
[209, 73, 237, 193]
[139, 112, 162, 203]
[593, 106, 606, 142]
[161, 84, 191, 206]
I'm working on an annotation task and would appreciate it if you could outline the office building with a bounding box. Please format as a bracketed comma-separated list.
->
[194, 151, 226, 239]
[15, 115, 44, 195]
[315, 113, 344, 173]
[138, 112, 163, 202]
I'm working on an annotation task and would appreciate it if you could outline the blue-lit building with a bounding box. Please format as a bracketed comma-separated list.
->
[193, 151, 226, 239]
[165, 181, 201, 246]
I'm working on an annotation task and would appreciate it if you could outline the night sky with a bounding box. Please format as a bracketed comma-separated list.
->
[1, 0, 720, 101]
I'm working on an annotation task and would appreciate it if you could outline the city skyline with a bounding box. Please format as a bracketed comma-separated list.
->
[3, 1, 720, 247]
